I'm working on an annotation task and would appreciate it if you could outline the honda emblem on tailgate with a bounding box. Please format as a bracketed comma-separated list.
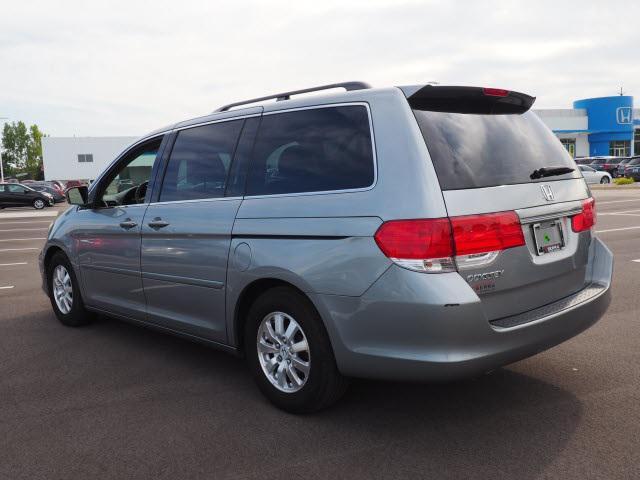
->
[540, 184, 554, 202]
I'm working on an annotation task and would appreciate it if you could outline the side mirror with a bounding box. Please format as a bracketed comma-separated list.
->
[66, 186, 89, 206]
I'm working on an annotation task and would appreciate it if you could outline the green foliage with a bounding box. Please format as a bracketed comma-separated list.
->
[613, 177, 635, 185]
[1, 121, 46, 180]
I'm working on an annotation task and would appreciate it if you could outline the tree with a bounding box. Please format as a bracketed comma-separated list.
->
[1, 121, 46, 180]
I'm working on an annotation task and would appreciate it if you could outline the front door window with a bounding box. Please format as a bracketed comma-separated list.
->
[98, 138, 162, 207]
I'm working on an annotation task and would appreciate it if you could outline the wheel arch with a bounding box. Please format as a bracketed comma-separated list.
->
[231, 278, 320, 356]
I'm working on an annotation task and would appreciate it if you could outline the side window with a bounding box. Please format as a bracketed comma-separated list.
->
[99, 137, 163, 206]
[246, 105, 374, 196]
[8, 185, 26, 193]
[160, 120, 244, 202]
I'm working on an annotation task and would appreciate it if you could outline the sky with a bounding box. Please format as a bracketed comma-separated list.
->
[1, 0, 639, 137]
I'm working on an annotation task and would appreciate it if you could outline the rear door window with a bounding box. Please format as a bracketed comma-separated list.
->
[160, 120, 244, 202]
[413, 110, 581, 190]
[246, 105, 374, 196]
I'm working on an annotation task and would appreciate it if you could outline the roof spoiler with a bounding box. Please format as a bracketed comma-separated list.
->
[406, 85, 536, 114]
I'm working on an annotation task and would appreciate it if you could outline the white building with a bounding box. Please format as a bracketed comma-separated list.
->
[534, 109, 590, 157]
[42, 136, 137, 181]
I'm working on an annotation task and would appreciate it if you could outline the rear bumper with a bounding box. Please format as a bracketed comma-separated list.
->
[314, 237, 613, 381]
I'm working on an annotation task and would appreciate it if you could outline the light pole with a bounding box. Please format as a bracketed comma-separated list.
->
[0, 117, 7, 182]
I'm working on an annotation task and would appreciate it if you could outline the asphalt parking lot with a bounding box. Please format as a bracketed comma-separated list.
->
[1, 189, 639, 480]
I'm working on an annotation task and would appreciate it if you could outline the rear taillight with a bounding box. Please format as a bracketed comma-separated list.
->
[374, 211, 525, 273]
[374, 219, 455, 272]
[572, 198, 596, 232]
[450, 211, 525, 256]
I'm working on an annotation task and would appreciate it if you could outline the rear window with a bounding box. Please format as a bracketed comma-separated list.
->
[413, 110, 580, 190]
[246, 105, 374, 196]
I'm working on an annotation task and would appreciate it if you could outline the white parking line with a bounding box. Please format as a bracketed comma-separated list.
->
[0, 247, 40, 252]
[0, 211, 58, 219]
[0, 262, 28, 266]
[0, 286, 15, 290]
[0, 228, 48, 232]
[596, 226, 640, 234]
[598, 209, 640, 216]
[0, 221, 53, 225]
[0, 238, 46, 242]
[598, 199, 640, 205]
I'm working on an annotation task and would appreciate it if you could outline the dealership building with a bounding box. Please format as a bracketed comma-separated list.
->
[42, 95, 640, 182]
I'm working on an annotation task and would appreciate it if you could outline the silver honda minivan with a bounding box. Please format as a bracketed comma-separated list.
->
[40, 82, 613, 412]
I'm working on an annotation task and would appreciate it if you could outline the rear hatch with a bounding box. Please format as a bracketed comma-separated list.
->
[406, 85, 594, 322]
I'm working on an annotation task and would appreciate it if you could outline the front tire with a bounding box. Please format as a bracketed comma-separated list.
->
[47, 252, 94, 327]
[33, 198, 45, 209]
[244, 286, 348, 413]
[600, 176, 610, 184]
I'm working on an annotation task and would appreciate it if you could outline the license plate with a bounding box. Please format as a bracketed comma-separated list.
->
[532, 220, 564, 255]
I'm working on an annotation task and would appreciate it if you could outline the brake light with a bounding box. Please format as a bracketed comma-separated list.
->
[572, 198, 596, 232]
[374, 219, 455, 272]
[483, 87, 509, 97]
[374, 211, 525, 273]
[450, 211, 525, 256]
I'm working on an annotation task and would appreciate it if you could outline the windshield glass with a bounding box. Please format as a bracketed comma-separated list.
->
[413, 110, 580, 190]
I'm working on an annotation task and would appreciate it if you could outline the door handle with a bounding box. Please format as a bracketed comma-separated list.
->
[119, 220, 138, 230]
[148, 219, 170, 229]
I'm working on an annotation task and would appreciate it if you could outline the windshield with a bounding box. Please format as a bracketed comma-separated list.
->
[413, 110, 580, 190]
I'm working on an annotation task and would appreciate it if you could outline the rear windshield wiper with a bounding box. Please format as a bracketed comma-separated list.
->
[530, 166, 574, 179]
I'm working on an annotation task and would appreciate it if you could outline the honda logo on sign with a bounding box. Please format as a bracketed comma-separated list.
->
[540, 184, 554, 202]
[616, 107, 632, 125]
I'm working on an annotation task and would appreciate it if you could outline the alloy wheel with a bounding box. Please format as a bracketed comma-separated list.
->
[257, 311, 311, 393]
[52, 265, 73, 314]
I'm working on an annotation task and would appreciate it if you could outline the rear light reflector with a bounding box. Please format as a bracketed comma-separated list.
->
[450, 211, 525, 256]
[374, 211, 525, 273]
[572, 197, 596, 232]
[483, 87, 509, 97]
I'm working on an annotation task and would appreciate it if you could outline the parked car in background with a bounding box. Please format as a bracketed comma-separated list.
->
[574, 157, 593, 165]
[589, 156, 623, 177]
[0, 183, 54, 209]
[616, 157, 633, 176]
[578, 165, 612, 184]
[27, 180, 65, 195]
[55, 180, 65, 190]
[41, 82, 612, 413]
[623, 157, 640, 181]
[29, 184, 66, 203]
[64, 180, 87, 190]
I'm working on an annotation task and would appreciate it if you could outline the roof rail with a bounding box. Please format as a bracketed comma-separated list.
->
[214, 81, 371, 112]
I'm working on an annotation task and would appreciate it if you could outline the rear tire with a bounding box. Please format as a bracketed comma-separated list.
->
[244, 286, 348, 413]
[600, 176, 610, 184]
[47, 251, 94, 327]
[33, 198, 45, 209]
